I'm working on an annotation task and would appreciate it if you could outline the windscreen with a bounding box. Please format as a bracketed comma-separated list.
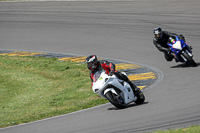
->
[93, 71, 103, 83]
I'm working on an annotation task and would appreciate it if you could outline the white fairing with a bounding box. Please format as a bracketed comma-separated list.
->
[92, 71, 137, 104]
[172, 41, 182, 50]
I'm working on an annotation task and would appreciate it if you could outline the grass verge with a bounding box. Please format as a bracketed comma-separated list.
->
[0, 55, 107, 128]
[149, 125, 200, 133]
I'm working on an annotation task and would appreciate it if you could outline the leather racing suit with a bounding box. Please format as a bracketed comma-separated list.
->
[153, 31, 180, 61]
[89, 60, 138, 91]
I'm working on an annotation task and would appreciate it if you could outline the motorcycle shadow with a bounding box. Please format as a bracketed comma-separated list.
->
[107, 102, 149, 110]
[171, 62, 200, 68]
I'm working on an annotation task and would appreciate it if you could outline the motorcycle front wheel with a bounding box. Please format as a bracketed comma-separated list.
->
[105, 91, 126, 109]
[182, 52, 197, 67]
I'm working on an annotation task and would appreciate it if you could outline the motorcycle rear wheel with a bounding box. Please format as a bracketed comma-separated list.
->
[105, 91, 126, 109]
[182, 52, 197, 67]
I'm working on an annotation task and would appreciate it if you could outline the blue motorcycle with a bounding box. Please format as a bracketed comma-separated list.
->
[167, 36, 197, 67]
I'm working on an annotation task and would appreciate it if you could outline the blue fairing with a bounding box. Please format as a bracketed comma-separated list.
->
[167, 36, 191, 62]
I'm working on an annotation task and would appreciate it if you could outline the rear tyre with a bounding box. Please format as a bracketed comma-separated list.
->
[105, 91, 126, 109]
[182, 52, 197, 67]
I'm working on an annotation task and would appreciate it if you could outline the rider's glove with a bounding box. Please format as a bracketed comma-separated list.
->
[109, 70, 115, 76]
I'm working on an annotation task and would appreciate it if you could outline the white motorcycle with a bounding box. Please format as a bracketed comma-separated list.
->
[92, 71, 145, 109]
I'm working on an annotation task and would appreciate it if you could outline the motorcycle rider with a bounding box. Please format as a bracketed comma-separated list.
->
[86, 55, 141, 95]
[153, 27, 187, 62]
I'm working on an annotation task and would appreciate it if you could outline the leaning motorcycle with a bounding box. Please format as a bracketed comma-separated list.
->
[92, 71, 145, 109]
[167, 36, 197, 67]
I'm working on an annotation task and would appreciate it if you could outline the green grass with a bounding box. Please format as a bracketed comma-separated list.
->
[0, 55, 107, 127]
[149, 125, 200, 133]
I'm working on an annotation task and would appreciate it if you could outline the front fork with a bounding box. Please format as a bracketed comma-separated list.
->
[180, 49, 193, 62]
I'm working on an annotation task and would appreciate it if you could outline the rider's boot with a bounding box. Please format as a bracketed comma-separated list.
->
[127, 80, 140, 96]
[175, 58, 178, 62]
[134, 87, 141, 97]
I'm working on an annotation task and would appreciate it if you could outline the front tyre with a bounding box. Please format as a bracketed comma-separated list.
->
[105, 91, 126, 109]
[182, 52, 197, 67]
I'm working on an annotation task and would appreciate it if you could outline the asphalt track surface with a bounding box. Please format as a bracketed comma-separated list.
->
[0, 0, 200, 133]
